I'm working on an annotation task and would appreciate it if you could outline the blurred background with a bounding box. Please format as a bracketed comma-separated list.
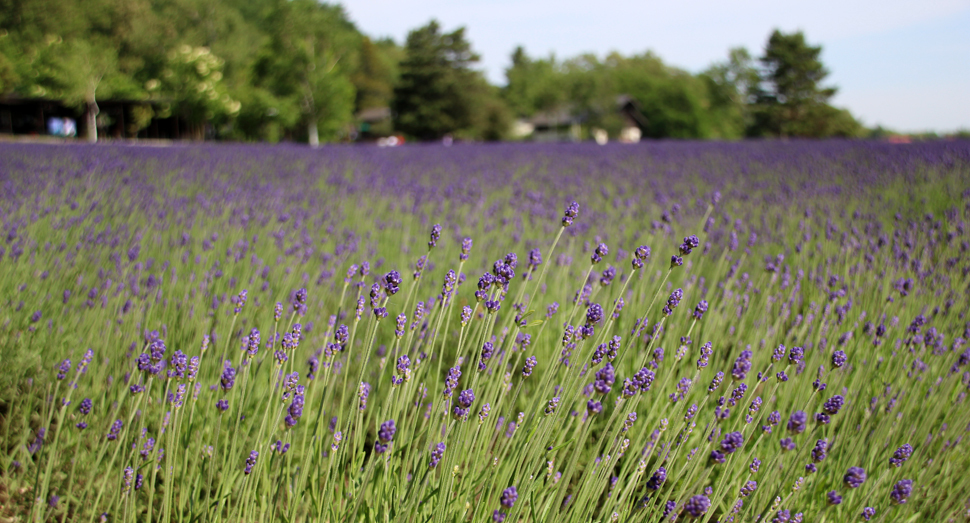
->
[0, 0, 967, 144]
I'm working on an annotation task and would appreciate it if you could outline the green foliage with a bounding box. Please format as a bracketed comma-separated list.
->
[393, 20, 486, 140]
[154, 45, 240, 125]
[352, 37, 398, 112]
[608, 52, 714, 139]
[502, 46, 564, 118]
[748, 30, 862, 138]
[699, 48, 759, 139]
[0, 1, 871, 142]
[0, 32, 21, 94]
[250, 0, 359, 144]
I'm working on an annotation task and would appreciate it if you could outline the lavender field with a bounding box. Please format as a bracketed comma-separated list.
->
[1, 140, 969, 522]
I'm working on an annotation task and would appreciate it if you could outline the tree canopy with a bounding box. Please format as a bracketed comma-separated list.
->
[747, 30, 862, 138]
[0, 5, 866, 142]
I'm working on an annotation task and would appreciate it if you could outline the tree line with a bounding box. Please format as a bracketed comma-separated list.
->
[0, 0, 867, 143]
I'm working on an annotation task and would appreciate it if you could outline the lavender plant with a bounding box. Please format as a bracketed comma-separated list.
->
[0, 140, 968, 522]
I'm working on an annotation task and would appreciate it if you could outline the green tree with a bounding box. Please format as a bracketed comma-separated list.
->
[700, 47, 759, 138]
[351, 36, 397, 112]
[749, 30, 859, 137]
[502, 46, 564, 118]
[151, 44, 240, 139]
[606, 52, 713, 139]
[0, 32, 21, 94]
[252, 0, 358, 146]
[393, 20, 483, 140]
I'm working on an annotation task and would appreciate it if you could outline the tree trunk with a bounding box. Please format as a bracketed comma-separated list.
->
[308, 120, 319, 148]
[86, 101, 99, 143]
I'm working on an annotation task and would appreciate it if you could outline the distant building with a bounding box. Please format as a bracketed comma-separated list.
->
[512, 95, 649, 143]
[355, 106, 393, 141]
[616, 95, 648, 143]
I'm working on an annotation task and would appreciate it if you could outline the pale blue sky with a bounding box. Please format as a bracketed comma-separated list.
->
[342, 0, 970, 133]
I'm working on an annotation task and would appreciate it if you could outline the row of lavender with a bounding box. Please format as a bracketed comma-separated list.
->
[0, 140, 969, 522]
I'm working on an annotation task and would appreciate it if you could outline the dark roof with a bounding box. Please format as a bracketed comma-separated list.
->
[356, 106, 391, 122]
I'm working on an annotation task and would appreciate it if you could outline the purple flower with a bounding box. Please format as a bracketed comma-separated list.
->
[460, 238, 472, 261]
[811, 439, 828, 463]
[832, 350, 847, 368]
[646, 467, 666, 490]
[457, 389, 475, 409]
[844, 467, 866, 488]
[731, 353, 752, 381]
[546, 302, 559, 318]
[122, 466, 134, 495]
[622, 412, 636, 432]
[378, 420, 396, 443]
[632, 245, 650, 269]
[107, 419, 123, 441]
[284, 386, 305, 428]
[586, 303, 604, 325]
[662, 288, 683, 316]
[140, 438, 155, 460]
[479, 342, 494, 370]
[822, 395, 844, 415]
[274, 302, 284, 322]
[780, 438, 796, 452]
[721, 431, 744, 453]
[890, 443, 913, 467]
[710, 450, 726, 464]
[383, 271, 402, 296]
[692, 300, 708, 320]
[591, 243, 608, 264]
[670, 255, 683, 268]
[827, 491, 842, 505]
[594, 363, 615, 394]
[788, 346, 804, 365]
[679, 234, 700, 256]
[244, 450, 258, 475]
[599, 265, 616, 286]
[890, 479, 913, 504]
[861, 507, 876, 520]
[220, 361, 236, 391]
[562, 201, 579, 227]
[787, 411, 807, 435]
[750, 458, 761, 473]
[544, 396, 560, 415]
[293, 288, 307, 316]
[522, 356, 538, 378]
[662, 501, 677, 519]
[428, 223, 442, 248]
[740, 480, 757, 497]
[429, 442, 446, 469]
[772, 344, 786, 362]
[708, 371, 724, 393]
[56, 359, 71, 380]
[683, 494, 710, 518]
[495, 487, 518, 512]
[216, 399, 229, 412]
[358, 382, 371, 411]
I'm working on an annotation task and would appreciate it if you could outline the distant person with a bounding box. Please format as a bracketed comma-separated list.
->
[63, 118, 77, 137]
[48, 117, 64, 136]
